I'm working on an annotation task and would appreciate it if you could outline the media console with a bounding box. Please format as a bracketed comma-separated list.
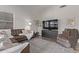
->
[42, 19, 58, 41]
[42, 30, 58, 41]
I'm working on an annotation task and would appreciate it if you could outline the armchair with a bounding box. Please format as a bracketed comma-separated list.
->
[57, 29, 79, 49]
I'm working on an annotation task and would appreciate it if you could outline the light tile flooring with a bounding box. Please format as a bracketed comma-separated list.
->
[30, 37, 79, 53]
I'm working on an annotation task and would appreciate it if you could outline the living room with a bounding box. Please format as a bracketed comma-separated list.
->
[0, 5, 79, 53]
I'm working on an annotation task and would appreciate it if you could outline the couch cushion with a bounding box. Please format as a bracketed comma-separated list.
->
[57, 37, 70, 48]
[10, 35, 28, 43]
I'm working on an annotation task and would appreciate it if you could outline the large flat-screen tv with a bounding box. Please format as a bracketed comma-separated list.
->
[43, 19, 58, 30]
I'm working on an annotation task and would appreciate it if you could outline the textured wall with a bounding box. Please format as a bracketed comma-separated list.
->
[0, 12, 13, 29]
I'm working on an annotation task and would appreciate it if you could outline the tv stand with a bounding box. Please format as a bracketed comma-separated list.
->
[42, 19, 58, 41]
[42, 29, 58, 41]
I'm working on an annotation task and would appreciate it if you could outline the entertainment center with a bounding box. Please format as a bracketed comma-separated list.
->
[42, 19, 58, 41]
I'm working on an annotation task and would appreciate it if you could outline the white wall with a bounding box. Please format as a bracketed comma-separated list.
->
[2, 5, 79, 34]
[41, 5, 79, 34]
[0, 5, 32, 29]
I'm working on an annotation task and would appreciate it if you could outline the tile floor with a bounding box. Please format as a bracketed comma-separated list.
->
[30, 36, 79, 53]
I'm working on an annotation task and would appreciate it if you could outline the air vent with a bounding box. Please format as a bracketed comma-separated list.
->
[60, 5, 67, 8]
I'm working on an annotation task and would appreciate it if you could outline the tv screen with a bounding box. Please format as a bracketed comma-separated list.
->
[43, 21, 49, 29]
[43, 19, 58, 30]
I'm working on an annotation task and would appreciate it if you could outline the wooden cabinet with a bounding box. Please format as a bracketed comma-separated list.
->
[42, 29, 58, 41]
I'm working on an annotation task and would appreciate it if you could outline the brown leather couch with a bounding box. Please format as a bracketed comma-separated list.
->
[58, 29, 79, 49]
[10, 29, 28, 43]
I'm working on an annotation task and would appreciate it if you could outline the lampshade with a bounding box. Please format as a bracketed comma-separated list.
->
[67, 19, 75, 28]
[25, 26, 31, 30]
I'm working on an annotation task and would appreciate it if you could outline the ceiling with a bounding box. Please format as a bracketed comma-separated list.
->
[13, 5, 56, 19]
